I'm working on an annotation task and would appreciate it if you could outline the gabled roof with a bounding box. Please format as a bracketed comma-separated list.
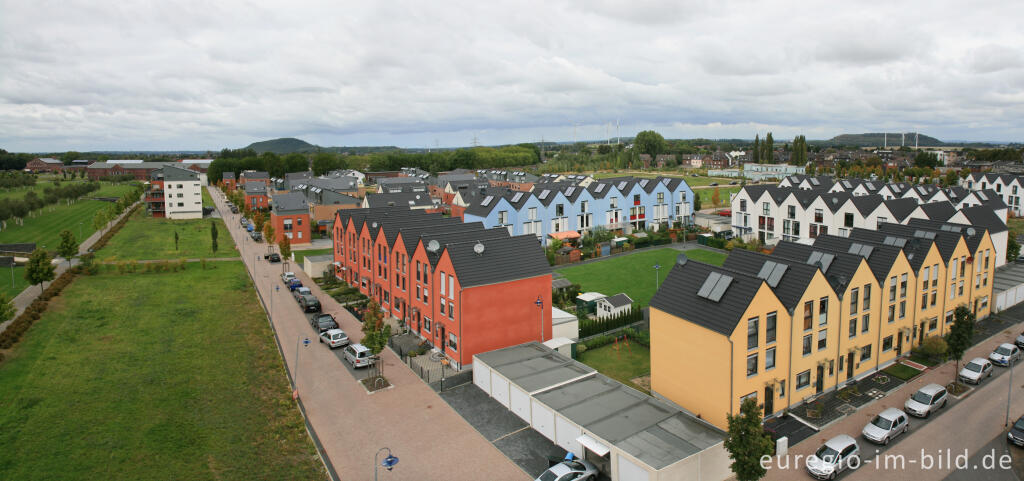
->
[977, 189, 1008, 210]
[878, 223, 961, 263]
[601, 293, 634, 308]
[420, 226, 512, 268]
[849, 228, 934, 271]
[271, 192, 308, 214]
[722, 249, 823, 310]
[770, 241, 864, 294]
[882, 197, 919, 221]
[958, 205, 1008, 234]
[907, 218, 990, 253]
[812, 234, 903, 284]
[851, 194, 884, 216]
[244, 182, 267, 194]
[650, 259, 766, 336]
[917, 201, 957, 223]
[364, 192, 433, 208]
[444, 235, 550, 287]
[240, 170, 269, 179]
[161, 164, 199, 181]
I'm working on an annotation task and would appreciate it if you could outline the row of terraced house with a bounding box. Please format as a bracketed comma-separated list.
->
[462, 176, 696, 245]
[650, 215, 998, 431]
[331, 206, 553, 370]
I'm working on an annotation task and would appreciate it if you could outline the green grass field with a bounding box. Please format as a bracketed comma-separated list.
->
[0, 263, 326, 480]
[556, 248, 726, 307]
[96, 209, 233, 260]
[694, 186, 741, 208]
[0, 265, 29, 299]
[578, 342, 650, 392]
[293, 248, 332, 264]
[0, 183, 138, 249]
[202, 186, 213, 207]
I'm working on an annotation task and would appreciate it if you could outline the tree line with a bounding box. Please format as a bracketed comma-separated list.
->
[0, 182, 102, 227]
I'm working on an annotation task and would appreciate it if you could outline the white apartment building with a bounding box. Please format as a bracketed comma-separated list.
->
[157, 165, 203, 219]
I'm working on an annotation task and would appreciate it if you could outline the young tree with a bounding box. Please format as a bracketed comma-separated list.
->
[278, 235, 291, 270]
[174, 231, 179, 251]
[724, 397, 774, 481]
[210, 220, 219, 254]
[0, 293, 14, 324]
[693, 192, 703, 212]
[752, 134, 760, 163]
[254, 211, 267, 233]
[24, 248, 56, 294]
[360, 300, 391, 378]
[57, 229, 78, 266]
[947, 305, 976, 388]
[92, 209, 108, 234]
[763, 132, 774, 164]
[1008, 238, 1021, 263]
[711, 187, 721, 208]
[263, 222, 276, 249]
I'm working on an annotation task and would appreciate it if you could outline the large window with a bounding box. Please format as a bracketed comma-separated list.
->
[448, 333, 458, 351]
[882, 335, 893, 352]
[862, 314, 870, 333]
[803, 301, 813, 330]
[861, 345, 872, 361]
[797, 370, 811, 389]
[746, 353, 758, 376]
[844, 212, 854, 227]
[849, 288, 859, 315]
[818, 297, 828, 325]
[889, 276, 897, 301]
[900, 273, 908, 298]
[766, 347, 776, 370]
[817, 329, 827, 350]
[849, 318, 856, 338]
[862, 285, 871, 310]
[766, 312, 777, 344]
[802, 334, 812, 355]
[747, 317, 759, 350]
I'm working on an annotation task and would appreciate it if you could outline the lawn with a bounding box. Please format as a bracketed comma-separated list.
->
[294, 247, 333, 264]
[556, 248, 726, 306]
[0, 263, 326, 480]
[96, 209, 233, 260]
[578, 342, 650, 392]
[693, 186, 741, 209]
[883, 363, 923, 381]
[202, 186, 213, 207]
[0, 183, 138, 249]
[0, 265, 29, 299]
[591, 171, 741, 187]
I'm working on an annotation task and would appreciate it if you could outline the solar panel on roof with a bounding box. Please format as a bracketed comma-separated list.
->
[511, 192, 523, 202]
[810, 178, 820, 185]
[767, 264, 788, 287]
[595, 184, 606, 193]
[639, 179, 649, 187]
[538, 190, 550, 200]
[940, 224, 959, 232]
[697, 272, 722, 298]
[565, 187, 576, 196]
[757, 261, 777, 279]
[481, 195, 493, 207]
[977, 192, 988, 200]
[913, 230, 935, 240]
[708, 275, 734, 302]
[617, 181, 628, 190]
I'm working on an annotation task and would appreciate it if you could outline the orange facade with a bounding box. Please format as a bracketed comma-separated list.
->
[271, 211, 311, 244]
[245, 193, 269, 210]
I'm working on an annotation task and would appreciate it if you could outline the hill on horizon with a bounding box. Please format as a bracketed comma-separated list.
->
[825, 132, 943, 147]
[242, 137, 401, 155]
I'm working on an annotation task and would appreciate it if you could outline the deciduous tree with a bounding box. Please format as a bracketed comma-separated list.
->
[725, 397, 774, 481]
[210, 220, 219, 254]
[947, 305, 975, 388]
[24, 248, 55, 294]
[634, 130, 666, 161]
[711, 187, 721, 208]
[57, 229, 78, 266]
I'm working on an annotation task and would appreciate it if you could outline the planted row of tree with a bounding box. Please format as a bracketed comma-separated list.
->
[0, 182, 101, 226]
[578, 305, 643, 338]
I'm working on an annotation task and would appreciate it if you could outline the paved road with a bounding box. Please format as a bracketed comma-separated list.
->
[209, 186, 529, 481]
[764, 323, 1024, 481]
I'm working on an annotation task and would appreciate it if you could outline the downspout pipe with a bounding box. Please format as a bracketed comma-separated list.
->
[728, 338, 734, 419]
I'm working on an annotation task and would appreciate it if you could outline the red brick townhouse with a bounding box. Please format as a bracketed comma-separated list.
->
[221, 171, 237, 191]
[243, 182, 270, 210]
[269, 192, 310, 244]
[333, 206, 552, 369]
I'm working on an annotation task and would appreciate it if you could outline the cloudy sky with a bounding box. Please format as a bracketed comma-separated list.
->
[1, 0, 1023, 152]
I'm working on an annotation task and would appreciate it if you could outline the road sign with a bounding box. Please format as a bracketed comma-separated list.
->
[303, 338, 311, 347]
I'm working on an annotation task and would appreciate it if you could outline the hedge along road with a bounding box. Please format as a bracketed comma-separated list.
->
[209, 186, 530, 481]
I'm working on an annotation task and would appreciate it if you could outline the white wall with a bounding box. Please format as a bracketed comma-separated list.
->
[510, 385, 531, 422]
[555, 415, 582, 457]
[552, 319, 579, 340]
[165, 180, 203, 219]
[472, 358, 491, 393]
[531, 398, 555, 441]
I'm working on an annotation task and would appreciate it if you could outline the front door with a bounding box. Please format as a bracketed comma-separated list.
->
[896, 332, 903, 356]
[816, 366, 824, 394]
[439, 325, 446, 354]
[846, 352, 855, 379]
[764, 386, 774, 417]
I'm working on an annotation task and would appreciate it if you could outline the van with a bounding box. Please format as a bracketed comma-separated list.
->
[344, 344, 375, 368]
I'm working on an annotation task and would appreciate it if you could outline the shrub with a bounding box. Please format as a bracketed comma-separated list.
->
[918, 336, 948, 360]
[575, 344, 588, 355]
[583, 335, 614, 350]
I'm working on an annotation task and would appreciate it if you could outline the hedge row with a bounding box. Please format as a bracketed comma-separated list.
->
[575, 328, 650, 356]
[578, 305, 643, 338]
[0, 270, 76, 350]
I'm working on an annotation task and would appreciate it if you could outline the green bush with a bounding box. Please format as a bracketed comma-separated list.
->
[583, 335, 614, 350]
[578, 305, 643, 337]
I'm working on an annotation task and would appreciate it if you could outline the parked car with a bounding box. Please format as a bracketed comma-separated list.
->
[1016, 331, 1024, 349]
[1008, 415, 1024, 447]
[729, 180, 738, 185]
[298, 295, 321, 312]
[319, 328, 349, 349]
[534, 459, 598, 481]
[861, 408, 909, 445]
[959, 357, 994, 384]
[266, 253, 281, 263]
[990, 343, 1022, 367]
[286, 278, 303, 291]
[230, 206, 239, 214]
[709, 182, 718, 186]
[240, 217, 249, 226]
[246, 223, 254, 232]
[310, 313, 337, 333]
[250, 231, 263, 242]
[281, 271, 297, 283]
[805, 434, 860, 480]
[904, 383, 947, 418]
[344, 343, 375, 368]
[292, 286, 312, 301]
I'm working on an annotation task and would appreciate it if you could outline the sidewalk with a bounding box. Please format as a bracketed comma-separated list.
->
[209, 187, 529, 481]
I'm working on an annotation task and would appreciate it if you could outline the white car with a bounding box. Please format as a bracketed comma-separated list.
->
[281, 271, 296, 283]
[904, 383, 948, 418]
[990, 343, 1022, 367]
[535, 459, 597, 481]
[862, 408, 909, 445]
[318, 329, 349, 349]
[806, 434, 860, 480]
[959, 357, 994, 384]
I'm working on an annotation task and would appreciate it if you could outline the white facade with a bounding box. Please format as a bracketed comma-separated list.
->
[164, 179, 203, 219]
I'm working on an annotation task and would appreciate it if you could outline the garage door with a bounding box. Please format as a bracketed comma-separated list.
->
[492, 374, 510, 407]
[510, 385, 531, 422]
[555, 415, 582, 457]
[531, 399, 555, 441]
[473, 358, 491, 394]
[617, 454, 651, 481]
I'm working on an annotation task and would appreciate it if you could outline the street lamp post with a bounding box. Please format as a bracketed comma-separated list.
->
[654, 263, 662, 291]
[535, 295, 544, 342]
[374, 447, 400, 481]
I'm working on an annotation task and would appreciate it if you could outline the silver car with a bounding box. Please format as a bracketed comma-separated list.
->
[990, 343, 1022, 367]
[862, 408, 909, 445]
[535, 459, 598, 481]
[959, 357, 994, 384]
[1015, 331, 1024, 349]
[318, 329, 349, 349]
[904, 383, 947, 418]
[806, 434, 860, 479]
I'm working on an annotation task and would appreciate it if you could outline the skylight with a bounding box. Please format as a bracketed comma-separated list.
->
[481, 195, 493, 207]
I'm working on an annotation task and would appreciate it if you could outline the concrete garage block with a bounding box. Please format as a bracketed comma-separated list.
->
[776, 437, 788, 456]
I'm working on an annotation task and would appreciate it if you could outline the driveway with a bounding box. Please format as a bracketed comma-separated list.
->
[763, 321, 1024, 481]
[208, 186, 529, 481]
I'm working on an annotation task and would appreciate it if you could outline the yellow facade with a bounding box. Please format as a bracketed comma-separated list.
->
[874, 251, 917, 371]
[968, 232, 996, 320]
[786, 270, 841, 405]
[910, 243, 949, 344]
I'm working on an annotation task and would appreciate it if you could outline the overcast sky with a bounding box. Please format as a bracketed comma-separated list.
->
[2, 1, 1023, 152]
